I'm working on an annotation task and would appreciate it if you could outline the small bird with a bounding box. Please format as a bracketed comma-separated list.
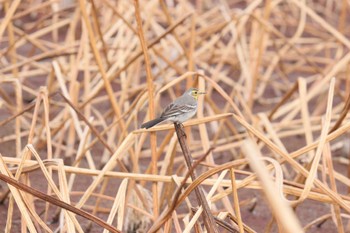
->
[141, 88, 205, 129]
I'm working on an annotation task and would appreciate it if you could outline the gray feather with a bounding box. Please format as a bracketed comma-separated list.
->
[141, 118, 165, 129]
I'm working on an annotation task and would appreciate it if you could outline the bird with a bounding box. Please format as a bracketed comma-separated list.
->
[141, 88, 205, 129]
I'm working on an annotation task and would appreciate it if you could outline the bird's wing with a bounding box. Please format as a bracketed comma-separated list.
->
[160, 102, 196, 118]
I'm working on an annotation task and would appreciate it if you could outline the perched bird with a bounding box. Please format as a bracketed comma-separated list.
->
[141, 88, 205, 129]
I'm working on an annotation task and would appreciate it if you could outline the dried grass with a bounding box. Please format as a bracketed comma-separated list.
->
[1, 0, 350, 232]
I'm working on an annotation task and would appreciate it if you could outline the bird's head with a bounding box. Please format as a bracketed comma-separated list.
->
[187, 88, 206, 100]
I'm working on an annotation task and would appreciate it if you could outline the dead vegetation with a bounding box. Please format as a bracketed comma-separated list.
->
[1, 0, 350, 232]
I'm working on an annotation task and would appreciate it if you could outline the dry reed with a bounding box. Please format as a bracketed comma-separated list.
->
[1, 0, 350, 232]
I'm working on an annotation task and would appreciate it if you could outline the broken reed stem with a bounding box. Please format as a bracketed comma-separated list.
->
[173, 123, 219, 233]
[0, 173, 121, 233]
[148, 148, 213, 233]
[329, 89, 350, 133]
[133, 0, 159, 218]
[268, 81, 298, 120]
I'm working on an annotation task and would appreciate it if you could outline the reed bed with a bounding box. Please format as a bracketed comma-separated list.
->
[1, 0, 350, 232]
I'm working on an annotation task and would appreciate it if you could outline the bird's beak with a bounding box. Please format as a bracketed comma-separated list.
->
[199, 91, 206, 95]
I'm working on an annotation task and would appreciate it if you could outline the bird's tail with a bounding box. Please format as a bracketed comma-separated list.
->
[141, 118, 165, 129]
